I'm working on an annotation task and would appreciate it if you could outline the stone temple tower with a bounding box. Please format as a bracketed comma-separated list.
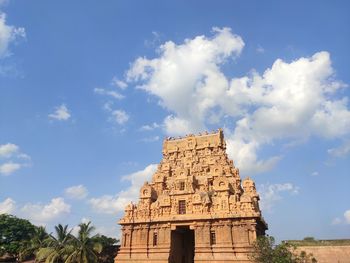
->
[115, 129, 267, 263]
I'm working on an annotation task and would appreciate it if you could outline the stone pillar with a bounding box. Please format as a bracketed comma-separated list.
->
[194, 222, 214, 261]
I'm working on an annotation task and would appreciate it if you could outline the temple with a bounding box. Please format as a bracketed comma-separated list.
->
[115, 129, 267, 263]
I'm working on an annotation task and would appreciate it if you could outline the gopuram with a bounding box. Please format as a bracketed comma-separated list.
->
[115, 129, 267, 263]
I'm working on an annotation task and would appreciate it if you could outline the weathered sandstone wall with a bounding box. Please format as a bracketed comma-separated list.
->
[295, 245, 350, 263]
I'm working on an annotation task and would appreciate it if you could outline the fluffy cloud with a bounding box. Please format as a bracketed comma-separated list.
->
[127, 27, 244, 135]
[328, 140, 350, 157]
[126, 27, 350, 175]
[258, 183, 299, 211]
[111, 110, 129, 125]
[0, 143, 30, 176]
[64, 185, 88, 200]
[331, 217, 342, 225]
[70, 217, 91, 237]
[89, 195, 128, 215]
[94, 87, 124, 100]
[95, 77, 129, 125]
[94, 225, 118, 238]
[111, 77, 128, 89]
[89, 164, 157, 214]
[139, 122, 160, 131]
[0, 12, 26, 58]
[48, 104, 71, 121]
[332, 209, 350, 225]
[0, 143, 30, 161]
[0, 162, 21, 175]
[345, 210, 350, 224]
[0, 198, 15, 214]
[21, 197, 71, 225]
[96, 95, 129, 126]
[0, 143, 18, 158]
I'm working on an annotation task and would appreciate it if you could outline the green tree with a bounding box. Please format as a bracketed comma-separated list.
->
[19, 226, 49, 261]
[93, 235, 119, 263]
[93, 235, 118, 247]
[36, 224, 72, 263]
[250, 236, 317, 263]
[0, 214, 36, 259]
[64, 222, 102, 263]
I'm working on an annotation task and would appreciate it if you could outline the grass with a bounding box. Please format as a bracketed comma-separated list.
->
[285, 238, 350, 247]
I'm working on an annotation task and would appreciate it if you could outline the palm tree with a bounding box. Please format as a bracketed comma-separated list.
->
[19, 226, 49, 261]
[36, 224, 72, 263]
[64, 222, 102, 263]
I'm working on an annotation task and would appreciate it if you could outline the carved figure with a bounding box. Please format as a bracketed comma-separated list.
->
[116, 130, 267, 263]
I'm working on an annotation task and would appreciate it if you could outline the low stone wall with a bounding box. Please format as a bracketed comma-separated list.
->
[294, 245, 350, 263]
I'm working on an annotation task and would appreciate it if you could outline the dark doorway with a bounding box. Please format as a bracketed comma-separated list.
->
[169, 226, 195, 263]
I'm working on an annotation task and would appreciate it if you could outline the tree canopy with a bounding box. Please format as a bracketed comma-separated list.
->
[250, 236, 317, 263]
[0, 215, 119, 263]
[0, 214, 36, 258]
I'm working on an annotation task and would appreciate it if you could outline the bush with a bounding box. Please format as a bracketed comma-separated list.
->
[250, 236, 317, 263]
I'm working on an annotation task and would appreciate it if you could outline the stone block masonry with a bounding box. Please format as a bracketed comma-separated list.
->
[115, 129, 267, 263]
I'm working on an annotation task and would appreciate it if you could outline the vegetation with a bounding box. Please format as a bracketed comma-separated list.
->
[288, 237, 350, 246]
[250, 236, 317, 263]
[93, 235, 119, 263]
[0, 214, 36, 259]
[63, 222, 103, 263]
[19, 226, 49, 261]
[36, 224, 74, 263]
[0, 214, 119, 263]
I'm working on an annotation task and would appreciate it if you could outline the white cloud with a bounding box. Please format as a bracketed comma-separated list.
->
[344, 210, 350, 224]
[163, 115, 199, 136]
[0, 162, 21, 175]
[328, 140, 350, 157]
[48, 104, 71, 121]
[258, 183, 299, 211]
[311, 171, 319, 176]
[70, 217, 91, 236]
[0, 143, 18, 158]
[89, 195, 128, 215]
[139, 122, 160, 131]
[21, 197, 71, 225]
[0, 12, 26, 58]
[94, 225, 119, 238]
[94, 87, 124, 100]
[70, 225, 80, 237]
[226, 138, 282, 175]
[144, 31, 161, 48]
[0, 143, 29, 160]
[127, 27, 244, 135]
[331, 217, 342, 225]
[332, 210, 350, 225]
[89, 164, 157, 214]
[0, 198, 15, 214]
[126, 27, 350, 175]
[111, 77, 128, 89]
[64, 185, 88, 200]
[111, 110, 129, 125]
[95, 88, 128, 126]
[256, 45, 265, 53]
[141, 136, 160, 142]
[0, 143, 30, 175]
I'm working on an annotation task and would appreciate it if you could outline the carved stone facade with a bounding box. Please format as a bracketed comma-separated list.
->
[115, 129, 267, 263]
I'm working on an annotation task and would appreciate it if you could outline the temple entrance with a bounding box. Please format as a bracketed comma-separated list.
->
[169, 226, 195, 263]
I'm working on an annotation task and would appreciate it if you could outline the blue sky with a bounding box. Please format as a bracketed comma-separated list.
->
[0, 0, 349, 241]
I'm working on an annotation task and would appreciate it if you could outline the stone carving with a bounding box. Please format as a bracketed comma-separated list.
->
[115, 129, 267, 263]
